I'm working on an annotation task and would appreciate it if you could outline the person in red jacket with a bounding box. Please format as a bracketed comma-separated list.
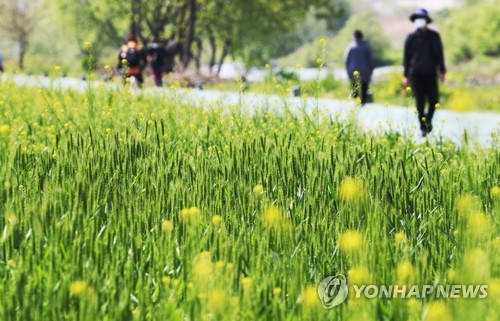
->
[403, 9, 446, 137]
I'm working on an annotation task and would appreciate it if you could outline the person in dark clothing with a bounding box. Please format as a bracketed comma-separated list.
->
[344, 30, 374, 105]
[0, 52, 4, 72]
[403, 8, 446, 137]
[118, 34, 146, 87]
[147, 37, 167, 87]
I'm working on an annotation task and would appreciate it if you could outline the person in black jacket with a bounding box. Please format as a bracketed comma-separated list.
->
[147, 37, 167, 87]
[403, 8, 446, 137]
[345, 30, 374, 105]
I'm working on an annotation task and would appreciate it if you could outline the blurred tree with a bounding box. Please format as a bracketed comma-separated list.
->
[443, 1, 499, 64]
[0, 0, 40, 69]
[330, 13, 393, 67]
[57, 0, 348, 74]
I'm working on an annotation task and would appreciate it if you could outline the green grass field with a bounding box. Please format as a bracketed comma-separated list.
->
[0, 79, 498, 321]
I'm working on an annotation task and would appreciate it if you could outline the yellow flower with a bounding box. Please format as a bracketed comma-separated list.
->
[211, 215, 222, 224]
[273, 287, 282, 296]
[215, 261, 225, 270]
[316, 58, 323, 65]
[348, 266, 372, 285]
[104, 65, 110, 70]
[192, 251, 214, 280]
[397, 261, 416, 283]
[395, 232, 407, 246]
[0, 124, 10, 135]
[7, 259, 15, 267]
[241, 277, 252, 288]
[405, 86, 412, 93]
[355, 97, 362, 104]
[70, 280, 87, 297]
[488, 279, 500, 303]
[299, 285, 321, 308]
[353, 70, 360, 77]
[319, 38, 325, 45]
[162, 276, 171, 284]
[467, 212, 492, 239]
[161, 220, 173, 232]
[84, 41, 92, 48]
[339, 177, 364, 201]
[456, 194, 480, 217]
[423, 301, 453, 321]
[253, 184, 264, 196]
[295, 64, 302, 69]
[180, 206, 200, 222]
[54, 65, 61, 72]
[435, 103, 441, 109]
[208, 289, 228, 313]
[491, 186, 500, 198]
[338, 230, 364, 254]
[446, 269, 458, 282]
[263, 206, 283, 229]
[462, 248, 490, 283]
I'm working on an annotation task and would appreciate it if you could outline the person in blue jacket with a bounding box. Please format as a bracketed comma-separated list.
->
[403, 8, 446, 137]
[345, 30, 374, 106]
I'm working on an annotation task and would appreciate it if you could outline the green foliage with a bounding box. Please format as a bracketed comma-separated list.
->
[443, 1, 500, 64]
[0, 81, 498, 321]
[330, 13, 393, 67]
[278, 13, 393, 68]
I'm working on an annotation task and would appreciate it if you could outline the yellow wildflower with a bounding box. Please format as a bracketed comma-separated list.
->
[180, 206, 200, 222]
[208, 289, 228, 313]
[263, 206, 283, 229]
[423, 301, 452, 321]
[348, 266, 372, 285]
[467, 212, 492, 239]
[70, 280, 87, 297]
[397, 261, 416, 283]
[447, 269, 458, 282]
[395, 232, 407, 246]
[161, 220, 173, 232]
[212, 215, 222, 224]
[462, 248, 490, 283]
[339, 177, 364, 201]
[192, 251, 214, 280]
[338, 230, 364, 254]
[253, 184, 264, 196]
[0, 124, 10, 135]
[491, 186, 500, 198]
[456, 194, 480, 217]
[299, 285, 321, 308]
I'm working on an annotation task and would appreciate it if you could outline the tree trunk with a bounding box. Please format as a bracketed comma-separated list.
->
[207, 27, 217, 74]
[181, 0, 197, 70]
[216, 39, 231, 76]
[18, 34, 27, 70]
[194, 38, 202, 75]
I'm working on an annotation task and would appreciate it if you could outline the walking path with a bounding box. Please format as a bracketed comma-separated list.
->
[3, 73, 499, 146]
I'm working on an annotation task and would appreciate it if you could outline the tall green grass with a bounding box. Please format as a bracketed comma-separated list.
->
[0, 79, 498, 321]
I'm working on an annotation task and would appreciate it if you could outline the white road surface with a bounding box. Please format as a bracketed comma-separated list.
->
[3, 73, 499, 147]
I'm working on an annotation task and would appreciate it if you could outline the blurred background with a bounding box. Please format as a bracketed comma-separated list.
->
[0, 0, 498, 111]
